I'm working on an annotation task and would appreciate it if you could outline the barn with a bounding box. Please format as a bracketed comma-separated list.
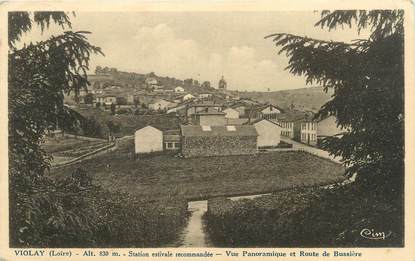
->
[180, 125, 258, 158]
[134, 126, 163, 154]
[253, 119, 281, 148]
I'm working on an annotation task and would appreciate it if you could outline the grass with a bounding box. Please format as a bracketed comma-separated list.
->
[50, 150, 345, 201]
[42, 136, 109, 162]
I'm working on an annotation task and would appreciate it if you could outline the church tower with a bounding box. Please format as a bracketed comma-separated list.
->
[218, 75, 227, 92]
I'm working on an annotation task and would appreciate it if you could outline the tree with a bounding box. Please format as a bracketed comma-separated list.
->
[80, 117, 103, 138]
[84, 93, 94, 104]
[110, 103, 116, 115]
[184, 78, 193, 87]
[8, 11, 103, 246]
[116, 96, 127, 105]
[267, 10, 404, 189]
[106, 120, 120, 138]
[201, 81, 211, 89]
[95, 65, 102, 75]
[134, 97, 140, 108]
[9, 12, 103, 189]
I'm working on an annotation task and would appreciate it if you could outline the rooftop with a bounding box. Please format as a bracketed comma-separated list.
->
[181, 124, 258, 137]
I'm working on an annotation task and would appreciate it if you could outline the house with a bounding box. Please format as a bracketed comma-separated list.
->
[223, 107, 240, 119]
[275, 110, 306, 138]
[225, 118, 249, 125]
[174, 86, 185, 93]
[317, 115, 344, 141]
[180, 125, 258, 157]
[95, 94, 117, 106]
[134, 126, 163, 154]
[163, 129, 181, 150]
[167, 104, 187, 114]
[186, 103, 223, 117]
[245, 104, 284, 121]
[253, 119, 282, 148]
[199, 93, 212, 99]
[260, 105, 283, 120]
[190, 107, 226, 126]
[233, 105, 246, 117]
[148, 99, 174, 111]
[145, 77, 159, 86]
[293, 113, 318, 146]
[183, 93, 195, 101]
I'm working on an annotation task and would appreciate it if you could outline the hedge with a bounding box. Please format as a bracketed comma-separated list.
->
[204, 184, 403, 247]
[10, 168, 188, 247]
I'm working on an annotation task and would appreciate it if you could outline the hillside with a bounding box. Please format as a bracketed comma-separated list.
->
[239, 86, 334, 112]
[89, 66, 218, 96]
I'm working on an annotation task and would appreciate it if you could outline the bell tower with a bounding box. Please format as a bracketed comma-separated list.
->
[218, 75, 227, 92]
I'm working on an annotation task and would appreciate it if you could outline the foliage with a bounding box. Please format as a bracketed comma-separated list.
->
[205, 183, 403, 247]
[9, 12, 103, 191]
[84, 93, 94, 104]
[106, 120, 121, 137]
[110, 103, 116, 115]
[10, 168, 188, 247]
[80, 117, 103, 138]
[266, 10, 404, 189]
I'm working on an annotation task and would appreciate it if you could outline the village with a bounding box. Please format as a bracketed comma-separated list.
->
[59, 67, 342, 159]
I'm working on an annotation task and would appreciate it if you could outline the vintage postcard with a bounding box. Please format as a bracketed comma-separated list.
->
[0, 0, 414, 260]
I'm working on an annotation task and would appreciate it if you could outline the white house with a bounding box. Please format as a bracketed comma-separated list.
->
[183, 93, 195, 101]
[261, 105, 282, 115]
[253, 119, 281, 148]
[148, 99, 174, 111]
[145, 77, 158, 86]
[134, 126, 163, 154]
[174, 86, 185, 93]
[223, 107, 240, 119]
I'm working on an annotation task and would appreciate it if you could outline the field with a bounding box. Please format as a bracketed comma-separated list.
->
[42, 136, 110, 164]
[50, 150, 345, 201]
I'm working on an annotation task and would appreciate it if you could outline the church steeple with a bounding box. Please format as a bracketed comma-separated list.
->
[218, 75, 227, 91]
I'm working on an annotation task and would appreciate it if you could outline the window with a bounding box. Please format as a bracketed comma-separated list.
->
[302, 123, 306, 130]
[174, 142, 180, 148]
[167, 142, 173, 148]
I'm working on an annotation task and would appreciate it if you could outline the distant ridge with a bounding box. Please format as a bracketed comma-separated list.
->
[239, 86, 333, 112]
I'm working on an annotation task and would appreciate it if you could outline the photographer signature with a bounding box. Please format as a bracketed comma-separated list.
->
[360, 228, 392, 240]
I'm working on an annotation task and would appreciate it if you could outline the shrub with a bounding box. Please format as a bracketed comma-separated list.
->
[204, 184, 403, 247]
[10, 168, 188, 247]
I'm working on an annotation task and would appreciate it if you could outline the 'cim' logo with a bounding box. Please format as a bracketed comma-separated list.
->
[360, 228, 392, 240]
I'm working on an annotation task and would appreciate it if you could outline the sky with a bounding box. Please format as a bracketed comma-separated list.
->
[18, 11, 368, 91]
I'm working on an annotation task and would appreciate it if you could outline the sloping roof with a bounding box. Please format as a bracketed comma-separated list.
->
[250, 118, 282, 127]
[150, 98, 171, 105]
[163, 129, 181, 141]
[193, 107, 225, 115]
[181, 125, 258, 137]
[275, 110, 309, 122]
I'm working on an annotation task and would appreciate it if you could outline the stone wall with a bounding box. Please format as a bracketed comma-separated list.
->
[182, 135, 257, 158]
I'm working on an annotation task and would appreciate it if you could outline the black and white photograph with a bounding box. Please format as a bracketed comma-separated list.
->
[2, 2, 413, 259]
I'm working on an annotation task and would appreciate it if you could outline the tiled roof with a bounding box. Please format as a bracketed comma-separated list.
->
[276, 110, 316, 122]
[181, 125, 258, 137]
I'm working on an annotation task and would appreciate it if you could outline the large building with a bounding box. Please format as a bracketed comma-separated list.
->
[180, 125, 258, 157]
[190, 108, 226, 126]
[134, 126, 163, 154]
[253, 119, 282, 148]
[293, 113, 318, 146]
